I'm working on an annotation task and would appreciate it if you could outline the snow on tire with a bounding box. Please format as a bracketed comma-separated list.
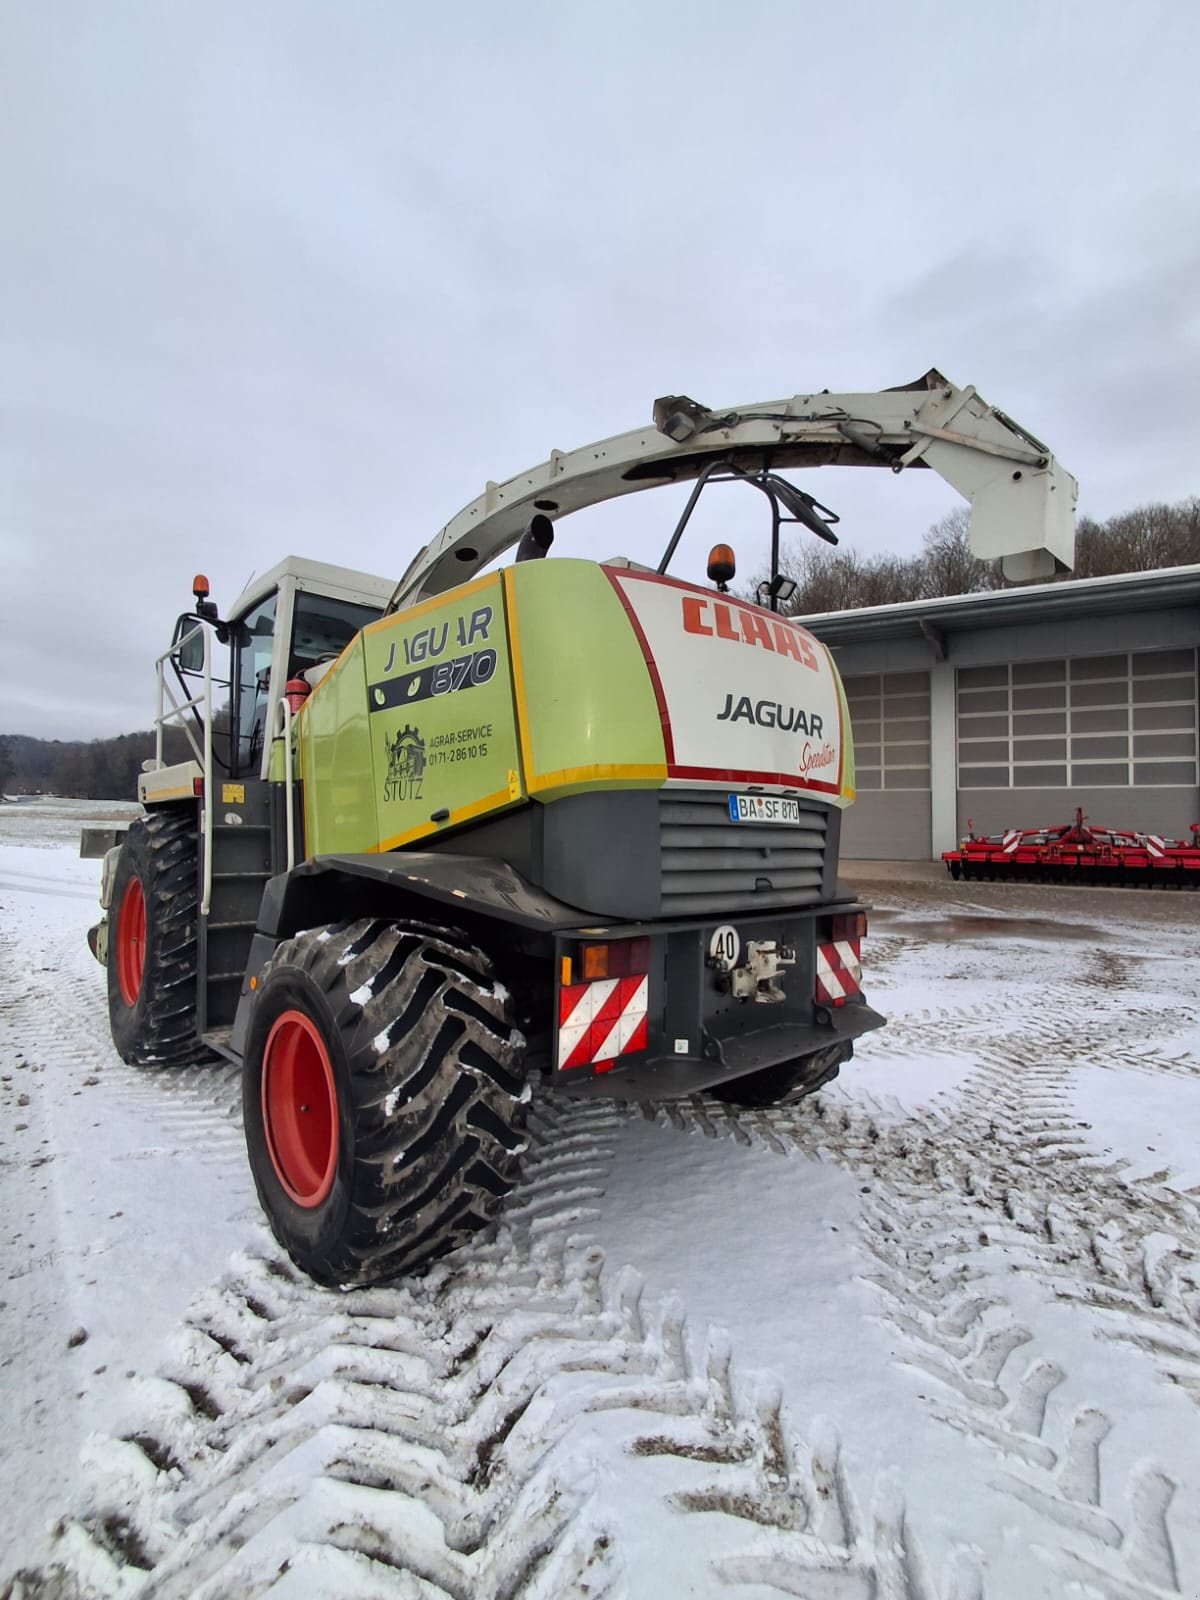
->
[242, 917, 528, 1288]
[106, 807, 211, 1067]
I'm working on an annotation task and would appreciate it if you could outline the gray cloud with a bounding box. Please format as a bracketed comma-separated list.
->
[2, 0, 1197, 739]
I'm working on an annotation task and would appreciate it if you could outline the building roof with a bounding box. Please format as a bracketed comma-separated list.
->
[799, 564, 1200, 646]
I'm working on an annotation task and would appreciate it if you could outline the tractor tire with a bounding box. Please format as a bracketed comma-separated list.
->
[706, 1041, 849, 1109]
[242, 918, 528, 1288]
[107, 809, 210, 1067]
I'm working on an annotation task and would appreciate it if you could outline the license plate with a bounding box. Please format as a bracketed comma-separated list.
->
[727, 793, 802, 825]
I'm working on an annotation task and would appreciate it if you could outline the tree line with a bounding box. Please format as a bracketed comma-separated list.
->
[3, 496, 1196, 801]
[0, 729, 199, 802]
[760, 494, 1199, 616]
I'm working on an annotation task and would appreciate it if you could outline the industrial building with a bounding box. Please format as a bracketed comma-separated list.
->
[802, 566, 1200, 861]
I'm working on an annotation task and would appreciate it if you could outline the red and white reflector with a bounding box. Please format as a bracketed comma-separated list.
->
[558, 974, 649, 1073]
[1002, 829, 1022, 854]
[816, 939, 861, 1008]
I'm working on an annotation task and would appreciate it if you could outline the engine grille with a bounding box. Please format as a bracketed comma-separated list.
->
[659, 789, 829, 915]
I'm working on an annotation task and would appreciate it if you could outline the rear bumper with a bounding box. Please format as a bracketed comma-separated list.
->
[555, 995, 884, 1100]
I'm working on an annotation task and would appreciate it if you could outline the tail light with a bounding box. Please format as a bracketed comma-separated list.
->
[830, 911, 867, 941]
[558, 937, 651, 1073]
[579, 936, 650, 982]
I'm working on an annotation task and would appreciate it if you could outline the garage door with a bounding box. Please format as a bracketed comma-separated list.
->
[841, 670, 931, 859]
[956, 648, 1199, 837]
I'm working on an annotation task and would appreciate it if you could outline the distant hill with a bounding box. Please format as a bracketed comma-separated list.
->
[1, 730, 194, 801]
[2, 734, 84, 794]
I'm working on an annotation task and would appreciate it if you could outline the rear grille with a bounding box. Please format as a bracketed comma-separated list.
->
[659, 789, 829, 915]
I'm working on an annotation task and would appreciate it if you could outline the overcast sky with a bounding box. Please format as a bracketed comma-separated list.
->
[3, 0, 1198, 741]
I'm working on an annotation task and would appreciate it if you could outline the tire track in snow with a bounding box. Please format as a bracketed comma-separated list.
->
[628, 943, 1200, 1389]
[9, 1097, 974, 1600]
[0, 920, 246, 1168]
[5, 861, 1197, 1596]
[624, 933, 1198, 1595]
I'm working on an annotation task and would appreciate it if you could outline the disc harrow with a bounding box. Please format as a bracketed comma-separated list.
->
[943, 808, 1200, 888]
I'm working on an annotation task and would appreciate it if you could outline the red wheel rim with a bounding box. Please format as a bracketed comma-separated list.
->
[261, 1010, 339, 1208]
[115, 876, 146, 1007]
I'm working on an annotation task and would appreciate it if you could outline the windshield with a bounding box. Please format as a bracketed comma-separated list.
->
[290, 591, 380, 677]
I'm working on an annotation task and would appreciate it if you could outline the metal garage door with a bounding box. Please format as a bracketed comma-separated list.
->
[955, 648, 1199, 837]
[841, 670, 932, 859]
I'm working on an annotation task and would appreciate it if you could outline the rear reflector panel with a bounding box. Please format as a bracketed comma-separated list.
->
[816, 939, 861, 1008]
[558, 974, 649, 1073]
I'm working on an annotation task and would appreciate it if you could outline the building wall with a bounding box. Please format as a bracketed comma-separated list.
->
[954, 645, 1198, 840]
[841, 669, 932, 859]
[841, 789, 933, 859]
[955, 786, 1196, 840]
[825, 600, 1200, 861]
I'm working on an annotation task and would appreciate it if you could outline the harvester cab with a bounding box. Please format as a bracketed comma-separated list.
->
[89, 368, 1078, 1288]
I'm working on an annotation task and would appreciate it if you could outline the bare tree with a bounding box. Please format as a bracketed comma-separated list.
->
[917, 507, 1005, 598]
[751, 494, 1198, 616]
[1074, 497, 1200, 578]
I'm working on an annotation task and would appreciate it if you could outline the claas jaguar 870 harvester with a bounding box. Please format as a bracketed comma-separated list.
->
[88, 370, 1076, 1286]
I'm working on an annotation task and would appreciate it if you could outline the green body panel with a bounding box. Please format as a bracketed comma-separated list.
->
[507, 561, 667, 799]
[300, 575, 524, 855]
[299, 637, 378, 854]
[297, 560, 858, 858]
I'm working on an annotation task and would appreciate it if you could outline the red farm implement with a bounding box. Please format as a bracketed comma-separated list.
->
[943, 808, 1200, 888]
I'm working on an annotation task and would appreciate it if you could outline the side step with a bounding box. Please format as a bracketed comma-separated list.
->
[201, 780, 274, 1033]
[201, 1026, 239, 1064]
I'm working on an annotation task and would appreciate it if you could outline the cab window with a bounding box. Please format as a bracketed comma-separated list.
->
[234, 594, 277, 773]
[290, 591, 380, 679]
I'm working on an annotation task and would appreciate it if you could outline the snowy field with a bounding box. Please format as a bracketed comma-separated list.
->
[2, 799, 1199, 1599]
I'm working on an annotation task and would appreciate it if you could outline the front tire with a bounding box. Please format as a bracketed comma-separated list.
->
[107, 809, 209, 1066]
[706, 1041, 849, 1108]
[242, 918, 527, 1288]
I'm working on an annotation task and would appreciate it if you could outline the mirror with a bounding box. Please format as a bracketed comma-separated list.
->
[172, 615, 206, 675]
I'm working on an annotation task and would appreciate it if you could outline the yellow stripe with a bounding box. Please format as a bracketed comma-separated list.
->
[528, 762, 667, 794]
[361, 571, 500, 634]
[140, 784, 195, 803]
[501, 568, 536, 787]
[371, 784, 519, 855]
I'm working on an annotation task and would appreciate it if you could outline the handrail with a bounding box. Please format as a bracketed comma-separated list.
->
[272, 695, 296, 872]
[153, 623, 214, 915]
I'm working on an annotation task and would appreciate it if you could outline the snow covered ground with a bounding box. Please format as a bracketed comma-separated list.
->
[2, 799, 1198, 1599]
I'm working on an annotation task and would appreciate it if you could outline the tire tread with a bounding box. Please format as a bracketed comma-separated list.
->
[245, 917, 526, 1287]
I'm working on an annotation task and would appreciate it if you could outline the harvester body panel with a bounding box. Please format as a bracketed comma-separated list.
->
[297, 560, 854, 861]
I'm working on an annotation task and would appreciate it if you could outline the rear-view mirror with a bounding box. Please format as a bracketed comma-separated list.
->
[172, 617, 206, 675]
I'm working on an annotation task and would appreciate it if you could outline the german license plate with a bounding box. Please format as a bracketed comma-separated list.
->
[727, 793, 802, 825]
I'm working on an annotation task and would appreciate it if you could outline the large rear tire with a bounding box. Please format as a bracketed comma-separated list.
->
[242, 918, 527, 1288]
[706, 1041, 849, 1109]
[107, 809, 210, 1067]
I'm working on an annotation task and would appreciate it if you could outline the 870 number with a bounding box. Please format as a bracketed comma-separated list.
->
[431, 648, 497, 696]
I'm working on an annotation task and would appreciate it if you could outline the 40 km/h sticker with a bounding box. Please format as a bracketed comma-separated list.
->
[709, 924, 741, 971]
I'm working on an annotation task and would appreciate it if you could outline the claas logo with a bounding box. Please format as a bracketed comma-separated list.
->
[681, 596, 819, 672]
